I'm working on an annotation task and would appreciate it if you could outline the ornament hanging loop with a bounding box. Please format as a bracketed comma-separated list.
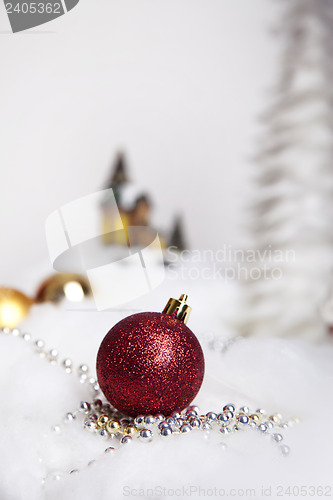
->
[162, 294, 192, 324]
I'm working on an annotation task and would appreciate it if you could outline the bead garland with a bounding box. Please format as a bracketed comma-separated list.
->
[1, 326, 298, 483]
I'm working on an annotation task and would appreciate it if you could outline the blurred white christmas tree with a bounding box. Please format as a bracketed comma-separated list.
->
[241, 0, 333, 340]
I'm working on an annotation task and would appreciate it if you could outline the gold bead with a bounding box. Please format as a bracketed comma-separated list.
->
[0, 288, 34, 328]
[123, 424, 138, 436]
[96, 414, 109, 429]
[106, 419, 121, 434]
[249, 414, 260, 423]
[35, 273, 91, 304]
[269, 414, 281, 425]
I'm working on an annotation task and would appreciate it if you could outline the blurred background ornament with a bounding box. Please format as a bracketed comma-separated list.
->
[35, 273, 91, 304]
[0, 273, 92, 327]
[240, 0, 333, 341]
[0, 288, 34, 328]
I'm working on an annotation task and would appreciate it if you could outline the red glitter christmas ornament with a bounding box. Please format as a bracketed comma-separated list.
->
[96, 295, 205, 417]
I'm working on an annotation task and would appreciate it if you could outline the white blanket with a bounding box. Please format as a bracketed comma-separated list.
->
[1, 273, 332, 500]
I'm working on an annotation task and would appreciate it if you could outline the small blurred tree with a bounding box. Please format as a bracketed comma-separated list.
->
[169, 216, 187, 251]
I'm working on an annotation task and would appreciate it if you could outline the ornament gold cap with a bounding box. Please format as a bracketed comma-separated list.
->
[162, 294, 192, 324]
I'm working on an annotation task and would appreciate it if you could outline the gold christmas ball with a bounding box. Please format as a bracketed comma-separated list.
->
[35, 273, 91, 304]
[0, 288, 34, 329]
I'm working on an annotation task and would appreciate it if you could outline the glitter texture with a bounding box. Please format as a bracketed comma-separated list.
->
[96, 312, 205, 417]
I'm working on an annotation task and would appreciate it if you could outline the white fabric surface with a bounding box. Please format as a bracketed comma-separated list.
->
[1, 267, 333, 500]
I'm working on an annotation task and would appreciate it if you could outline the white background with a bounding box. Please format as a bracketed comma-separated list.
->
[0, 0, 279, 283]
[1, 5, 333, 498]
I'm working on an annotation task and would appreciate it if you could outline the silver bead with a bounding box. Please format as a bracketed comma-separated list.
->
[91, 383, 100, 393]
[134, 415, 145, 428]
[189, 417, 201, 428]
[280, 444, 290, 456]
[249, 421, 257, 429]
[120, 418, 130, 428]
[78, 364, 89, 374]
[51, 425, 61, 433]
[62, 358, 72, 372]
[160, 426, 172, 436]
[201, 422, 211, 431]
[166, 417, 176, 426]
[1, 327, 11, 335]
[121, 435, 132, 445]
[206, 412, 217, 421]
[220, 427, 231, 435]
[186, 405, 199, 414]
[105, 447, 115, 454]
[88, 377, 96, 385]
[11, 328, 20, 337]
[79, 374, 88, 383]
[175, 418, 184, 428]
[158, 421, 170, 430]
[84, 421, 96, 432]
[80, 401, 91, 413]
[22, 333, 31, 342]
[35, 339, 44, 351]
[218, 413, 231, 425]
[279, 422, 289, 429]
[185, 410, 198, 418]
[64, 412, 75, 422]
[99, 428, 108, 437]
[223, 404, 235, 412]
[170, 412, 180, 419]
[144, 415, 155, 426]
[140, 429, 153, 441]
[263, 420, 274, 429]
[47, 349, 58, 364]
[180, 424, 192, 433]
[239, 406, 250, 414]
[155, 414, 165, 424]
[258, 423, 268, 433]
[238, 414, 249, 425]
[93, 399, 102, 410]
[272, 433, 283, 443]
[256, 408, 266, 416]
